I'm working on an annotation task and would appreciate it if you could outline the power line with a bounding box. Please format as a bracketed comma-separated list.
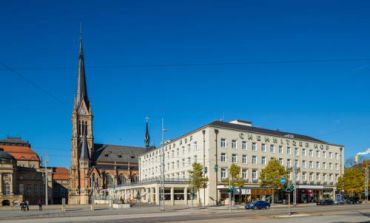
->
[0, 63, 66, 105]
[0, 58, 369, 71]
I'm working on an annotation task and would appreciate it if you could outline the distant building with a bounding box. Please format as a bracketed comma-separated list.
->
[52, 167, 69, 204]
[0, 137, 68, 206]
[68, 35, 150, 205]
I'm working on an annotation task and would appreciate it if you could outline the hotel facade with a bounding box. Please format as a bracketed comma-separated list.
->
[111, 120, 344, 206]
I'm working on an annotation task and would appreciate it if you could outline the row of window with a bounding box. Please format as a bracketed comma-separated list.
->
[219, 153, 340, 170]
[142, 155, 198, 175]
[142, 142, 199, 163]
[220, 139, 340, 160]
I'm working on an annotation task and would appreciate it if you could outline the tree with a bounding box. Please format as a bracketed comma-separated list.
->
[189, 162, 208, 207]
[259, 158, 289, 204]
[337, 165, 367, 198]
[223, 164, 245, 204]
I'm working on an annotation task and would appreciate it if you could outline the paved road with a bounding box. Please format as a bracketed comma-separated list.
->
[0, 204, 369, 223]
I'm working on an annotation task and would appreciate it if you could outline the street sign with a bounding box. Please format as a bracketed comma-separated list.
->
[284, 184, 295, 193]
[280, 177, 286, 185]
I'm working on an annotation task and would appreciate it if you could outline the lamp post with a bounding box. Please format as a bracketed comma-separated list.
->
[202, 130, 206, 208]
[160, 119, 167, 211]
[214, 129, 219, 205]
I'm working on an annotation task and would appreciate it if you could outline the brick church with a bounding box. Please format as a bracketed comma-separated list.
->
[69, 35, 151, 204]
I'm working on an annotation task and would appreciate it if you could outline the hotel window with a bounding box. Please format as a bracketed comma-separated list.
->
[252, 170, 258, 182]
[252, 155, 257, 164]
[221, 153, 227, 162]
[302, 160, 306, 169]
[336, 163, 339, 170]
[309, 150, 313, 157]
[171, 162, 174, 169]
[187, 144, 191, 153]
[270, 144, 275, 153]
[177, 148, 180, 156]
[176, 160, 180, 168]
[221, 138, 227, 148]
[279, 158, 283, 165]
[193, 142, 198, 152]
[231, 140, 237, 149]
[242, 141, 247, 150]
[302, 172, 307, 181]
[242, 169, 248, 180]
[316, 150, 320, 158]
[294, 148, 299, 156]
[194, 155, 198, 163]
[279, 145, 283, 154]
[252, 143, 257, 152]
[182, 159, 185, 167]
[316, 173, 320, 181]
[330, 174, 333, 182]
[261, 156, 266, 165]
[172, 150, 175, 158]
[323, 162, 327, 170]
[294, 159, 298, 168]
[324, 174, 327, 182]
[287, 159, 291, 168]
[261, 144, 266, 152]
[310, 173, 314, 181]
[221, 168, 227, 180]
[316, 162, 320, 169]
[323, 151, 327, 158]
[309, 161, 313, 169]
[295, 173, 300, 181]
[232, 154, 237, 163]
[242, 155, 247, 164]
[336, 153, 339, 160]
[287, 147, 291, 155]
[302, 148, 306, 156]
[188, 157, 191, 165]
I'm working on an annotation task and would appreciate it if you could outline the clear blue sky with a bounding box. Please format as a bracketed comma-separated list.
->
[1, 0, 370, 168]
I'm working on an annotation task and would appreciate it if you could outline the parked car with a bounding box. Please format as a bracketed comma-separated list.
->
[334, 199, 345, 205]
[245, 200, 271, 210]
[346, 197, 362, 204]
[317, 199, 334, 205]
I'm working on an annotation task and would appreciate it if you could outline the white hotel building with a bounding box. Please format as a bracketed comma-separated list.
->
[112, 120, 344, 206]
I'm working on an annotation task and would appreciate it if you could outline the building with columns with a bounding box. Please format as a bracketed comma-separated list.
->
[68, 35, 150, 205]
[111, 120, 344, 206]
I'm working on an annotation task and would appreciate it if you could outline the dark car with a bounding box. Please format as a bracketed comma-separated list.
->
[317, 199, 334, 205]
[245, 200, 271, 210]
[346, 197, 362, 204]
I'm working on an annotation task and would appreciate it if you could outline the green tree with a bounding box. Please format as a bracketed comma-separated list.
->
[223, 163, 245, 204]
[336, 165, 365, 197]
[189, 162, 208, 206]
[259, 158, 289, 204]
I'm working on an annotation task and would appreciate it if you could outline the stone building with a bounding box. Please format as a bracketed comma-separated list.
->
[68, 35, 149, 205]
[52, 167, 69, 204]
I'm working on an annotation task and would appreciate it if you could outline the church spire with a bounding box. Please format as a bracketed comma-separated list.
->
[74, 30, 89, 110]
[144, 117, 150, 149]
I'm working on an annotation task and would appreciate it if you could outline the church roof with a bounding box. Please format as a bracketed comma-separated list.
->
[93, 144, 146, 163]
[52, 167, 69, 181]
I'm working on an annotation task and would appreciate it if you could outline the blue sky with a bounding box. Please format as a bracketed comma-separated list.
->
[1, 0, 370, 167]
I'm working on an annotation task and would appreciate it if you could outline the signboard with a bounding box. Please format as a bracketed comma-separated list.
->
[280, 177, 286, 185]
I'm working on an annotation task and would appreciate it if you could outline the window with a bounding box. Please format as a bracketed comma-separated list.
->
[231, 140, 237, 149]
[176, 160, 180, 168]
[279, 158, 283, 165]
[242, 155, 247, 164]
[261, 156, 266, 165]
[252, 143, 257, 152]
[336, 153, 339, 160]
[316, 173, 320, 181]
[295, 148, 299, 156]
[182, 158, 185, 167]
[221, 168, 227, 180]
[187, 157, 191, 165]
[316, 150, 320, 158]
[242, 169, 248, 180]
[294, 159, 298, 168]
[279, 145, 283, 154]
[310, 173, 314, 181]
[252, 155, 257, 164]
[302, 148, 306, 156]
[316, 162, 320, 169]
[324, 174, 328, 182]
[193, 142, 198, 152]
[323, 151, 326, 158]
[309, 150, 313, 157]
[302, 172, 307, 181]
[309, 161, 313, 169]
[221, 138, 226, 148]
[232, 154, 237, 163]
[261, 144, 266, 152]
[336, 163, 339, 170]
[287, 159, 291, 168]
[329, 152, 333, 159]
[221, 153, 226, 162]
[323, 162, 327, 169]
[270, 144, 275, 153]
[194, 155, 198, 163]
[177, 148, 180, 156]
[302, 160, 306, 169]
[252, 170, 258, 182]
[287, 147, 291, 155]
[242, 141, 247, 150]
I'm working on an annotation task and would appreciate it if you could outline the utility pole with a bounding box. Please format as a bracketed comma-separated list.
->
[160, 119, 167, 211]
[44, 154, 48, 206]
[202, 130, 206, 208]
[214, 129, 219, 206]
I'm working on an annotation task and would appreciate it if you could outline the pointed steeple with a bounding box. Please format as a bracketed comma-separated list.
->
[74, 31, 89, 110]
[144, 117, 150, 149]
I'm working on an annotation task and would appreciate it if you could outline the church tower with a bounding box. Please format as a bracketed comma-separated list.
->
[69, 34, 94, 205]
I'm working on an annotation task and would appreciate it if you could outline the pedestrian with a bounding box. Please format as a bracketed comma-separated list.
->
[38, 200, 43, 211]
[26, 200, 29, 211]
[20, 201, 25, 211]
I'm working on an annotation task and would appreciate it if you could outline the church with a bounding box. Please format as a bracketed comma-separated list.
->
[69, 36, 152, 205]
